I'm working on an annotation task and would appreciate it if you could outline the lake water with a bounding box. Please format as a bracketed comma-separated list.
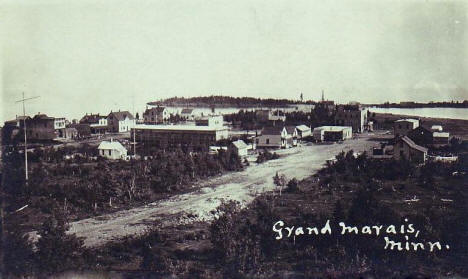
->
[163, 106, 468, 121]
[368, 107, 468, 120]
[165, 104, 314, 116]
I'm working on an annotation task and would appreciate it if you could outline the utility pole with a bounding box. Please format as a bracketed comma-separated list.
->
[15, 93, 40, 181]
[132, 95, 136, 157]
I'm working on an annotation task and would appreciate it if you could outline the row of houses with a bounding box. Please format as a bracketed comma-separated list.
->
[3, 110, 137, 142]
[4, 114, 77, 141]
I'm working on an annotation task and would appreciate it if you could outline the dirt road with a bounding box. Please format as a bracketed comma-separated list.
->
[63, 134, 382, 247]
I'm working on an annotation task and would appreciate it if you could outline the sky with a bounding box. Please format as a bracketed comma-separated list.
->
[1, 0, 467, 123]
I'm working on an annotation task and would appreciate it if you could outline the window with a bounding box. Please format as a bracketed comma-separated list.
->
[108, 150, 111, 156]
[266, 138, 270, 144]
[400, 150, 404, 157]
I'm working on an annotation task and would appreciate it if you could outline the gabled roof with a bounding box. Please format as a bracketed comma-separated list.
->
[399, 136, 428, 153]
[5, 116, 30, 124]
[109, 111, 134, 121]
[296, 124, 310, 132]
[231, 139, 248, 149]
[33, 114, 54, 120]
[97, 140, 127, 152]
[144, 107, 166, 116]
[80, 113, 105, 124]
[285, 126, 297, 134]
[16, 116, 30, 121]
[262, 126, 285, 135]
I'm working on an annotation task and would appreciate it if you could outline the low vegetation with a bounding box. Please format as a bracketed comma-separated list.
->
[2, 144, 243, 231]
[3, 145, 467, 278]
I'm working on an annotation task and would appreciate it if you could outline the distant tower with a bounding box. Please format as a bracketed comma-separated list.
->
[321, 90, 324, 102]
[300, 92, 303, 102]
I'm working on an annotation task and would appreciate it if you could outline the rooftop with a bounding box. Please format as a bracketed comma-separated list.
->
[231, 139, 248, 149]
[433, 132, 450, 138]
[97, 140, 127, 151]
[313, 126, 352, 131]
[262, 126, 285, 135]
[109, 111, 135, 121]
[395, 118, 419, 124]
[400, 136, 428, 153]
[296, 124, 310, 131]
[133, 124, 227, 131]
[144, 107, 166, 115]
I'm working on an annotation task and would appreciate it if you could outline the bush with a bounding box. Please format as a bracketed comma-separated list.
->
[35, 210, 84, 274]
[286, 178, 299, 193]
[256, 149, 279, 163]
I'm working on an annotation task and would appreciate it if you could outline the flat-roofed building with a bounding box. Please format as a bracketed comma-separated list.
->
[131, 124, 228, 150]
[432, 132, 450, 145]
[296, 124, 311, 139]
[313, 126, 352, 142]
[431, 125, 443, 132]
[394, 119, 419, 137]
[229, 139, 249, 157]
[334, 105, 368, 133]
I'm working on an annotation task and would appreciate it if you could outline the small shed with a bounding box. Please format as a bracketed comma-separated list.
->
[230, 140, 249, 157]
[432, 132, 450, 145]
[97, 140, 127, 160]
[430, 125, 443, 132]
[296, 124, 311, 139]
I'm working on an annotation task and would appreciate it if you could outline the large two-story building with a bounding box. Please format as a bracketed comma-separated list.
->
[143, 106, 169, 124]
[26, 114, 57, 141]
[334, 105, 368, 133]
[107, 111, 135, 133]
[80, 113, 108, 134]
[131, 124, 229, 150]
[394, 119, 419, 137]
[256, 126, 297, 149]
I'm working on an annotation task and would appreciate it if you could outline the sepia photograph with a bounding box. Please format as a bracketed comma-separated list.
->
[1, 0, 467, 278]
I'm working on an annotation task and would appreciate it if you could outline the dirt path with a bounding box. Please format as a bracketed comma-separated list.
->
[61, 134, 382, 247]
